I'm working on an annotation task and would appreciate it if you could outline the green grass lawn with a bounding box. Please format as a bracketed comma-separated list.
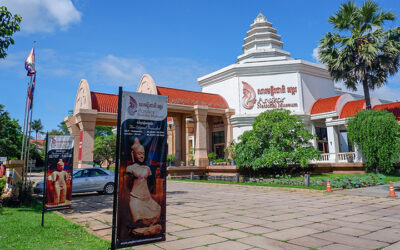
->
[293, 173, 400, 184]
[0, 203, 109, 250]
[171, 172, 400, 190]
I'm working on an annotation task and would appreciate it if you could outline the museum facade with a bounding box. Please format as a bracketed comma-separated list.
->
[66, 13, 400, 168]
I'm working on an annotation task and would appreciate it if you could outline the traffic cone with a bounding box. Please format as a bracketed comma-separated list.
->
[326, 180, 332, 192]
[389, 182, 397, 197]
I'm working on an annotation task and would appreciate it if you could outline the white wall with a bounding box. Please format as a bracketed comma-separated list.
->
[202, 77, 241, 113]
[300, 73, 336, 114]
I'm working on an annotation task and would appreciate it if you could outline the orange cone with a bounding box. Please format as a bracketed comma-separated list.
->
[389, 182, 397, 197]
[326, 180, 332, 192]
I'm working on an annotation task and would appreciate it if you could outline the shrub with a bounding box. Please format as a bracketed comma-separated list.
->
[348, 110, 400, 173]
[235, 109, 320, 170]
[0, 176, 5, 196]
[167, 154, 176, 163]
[207, 152, 217, 161]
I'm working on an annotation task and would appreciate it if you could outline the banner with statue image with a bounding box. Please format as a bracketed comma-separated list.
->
[44, 135, 74, 211]
[115, 91, 168, 248]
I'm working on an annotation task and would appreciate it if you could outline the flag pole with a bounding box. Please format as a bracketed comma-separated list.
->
[20, 79, 31, 160]
[22, 77, 33, 186]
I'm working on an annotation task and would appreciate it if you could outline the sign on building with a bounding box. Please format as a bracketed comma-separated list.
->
[44, 135, 74, 211]
[112, 89, 168, 249]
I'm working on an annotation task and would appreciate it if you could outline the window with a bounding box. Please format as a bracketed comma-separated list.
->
[89, 169, 107, 177]
[74, 170, 89, 178]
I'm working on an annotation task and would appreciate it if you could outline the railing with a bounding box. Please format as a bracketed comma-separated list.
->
[337, 152, 356, 162]
[312, 152, 356, 163]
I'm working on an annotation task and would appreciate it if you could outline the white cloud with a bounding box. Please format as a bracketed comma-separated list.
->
[312, 47, 320, 62]
[96, 55, 147, 86]
[335, 75, 400, 102]
[3, 0, 81, 33]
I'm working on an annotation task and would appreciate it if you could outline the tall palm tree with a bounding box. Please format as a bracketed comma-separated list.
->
[319, 0, 400, 109]
[31, 119, 43, 140]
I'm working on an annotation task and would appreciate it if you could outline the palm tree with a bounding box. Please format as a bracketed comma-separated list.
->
[319, 0, 400, 109]
[31, 119, 43, 140]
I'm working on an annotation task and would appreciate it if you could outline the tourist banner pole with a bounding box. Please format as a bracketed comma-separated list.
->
[111, 86, 123, 250]
[41, 132, 49, 227]
[43, 135, 74, 211]
[113, 90, 168, 249]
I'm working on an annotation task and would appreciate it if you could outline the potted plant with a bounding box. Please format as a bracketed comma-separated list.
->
[208, 152, 216, 165]
[180, 160, 185, 166]
[167, 154, 175, 166]
[225, 141, 236, 166]
[189, 158, 195, 166]
[346, 153, 354, 163]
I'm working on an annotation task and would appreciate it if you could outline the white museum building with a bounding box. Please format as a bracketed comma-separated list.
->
[67, 13, 400, 168]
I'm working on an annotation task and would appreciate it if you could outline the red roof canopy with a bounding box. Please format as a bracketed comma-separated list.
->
[91, 92, 119, 113]
[310, 95, 343, 115]
[373, 102, 400, 121]
[339, 99, 365, 119]
[90, 87, 229, 113]
[156, 86, 229, 109]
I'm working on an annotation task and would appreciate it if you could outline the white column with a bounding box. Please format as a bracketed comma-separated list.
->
[326, 119, 340, 162]
[194, 105, 208, 168]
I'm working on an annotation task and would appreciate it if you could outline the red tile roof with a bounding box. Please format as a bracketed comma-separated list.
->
[156, 86, 229, 109]
[91, 92, 119, 113]
[339, 99, 365, 119]
[90, 87, 229, 113]
[373, 102, 400, 121]
[310, 95, 343, 115]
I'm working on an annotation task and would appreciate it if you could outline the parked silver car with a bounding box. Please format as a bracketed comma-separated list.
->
[34, 168, 115, 195]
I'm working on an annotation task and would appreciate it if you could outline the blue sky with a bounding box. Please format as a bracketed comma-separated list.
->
[1, 0, 400, 137]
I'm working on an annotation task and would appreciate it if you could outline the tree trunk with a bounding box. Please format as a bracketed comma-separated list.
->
[362, 79, 372, 110]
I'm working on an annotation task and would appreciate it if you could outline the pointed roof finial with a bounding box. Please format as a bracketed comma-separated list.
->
[254, 12, 267, 23]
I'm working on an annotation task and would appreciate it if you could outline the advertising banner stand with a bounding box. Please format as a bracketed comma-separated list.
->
[41, 133, 74, 227]
[111, 87, 168, 249]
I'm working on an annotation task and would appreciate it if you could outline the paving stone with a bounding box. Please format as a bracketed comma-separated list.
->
[171, 226, 229, 238]
[361, 228, 400, 244]
[264, 226, 320, 241]
[288, 236, 333, 248]
[205, 240, 253, 249]
[266, 219, 313, 230]
[133, 244, 163, 250]
[320, 243, 362, 250]
[155, 234, 226, 249]
[214, 230, 250, 239]
[239, 235, 308, 250]
[383, 240, 400, 250]
[330, 226, 370, 236]
[173, 218, 210, 229]
[324, 219, 386, 232]
[239, 226, 276, 234]
[304, 222, 339, 232]
[312, 231, 389, 249]
[220, 221, 253, 229]
[166, 223, 189, 232]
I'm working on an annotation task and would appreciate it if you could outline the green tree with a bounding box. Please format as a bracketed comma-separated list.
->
[31, 119, 43, 140]
[0, 6, 22, 59]
[57, 121, 69, 135]
[95, 126, 114, 137]
[48, 129, 64, 135]
[0, 104, 22, 159]
[93, 134, 116, 169]
[235, 109, 320, 170]
[347, 109, 400, 173]
[319, 0, 400, 109]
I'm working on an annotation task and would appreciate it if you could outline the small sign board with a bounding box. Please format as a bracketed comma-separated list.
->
[44, 135, 74, 211]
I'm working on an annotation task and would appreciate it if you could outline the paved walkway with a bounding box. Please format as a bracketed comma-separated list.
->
[59, 181, 400, 250]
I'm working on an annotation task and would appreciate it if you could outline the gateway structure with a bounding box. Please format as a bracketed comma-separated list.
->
[67, 13, 400, 168]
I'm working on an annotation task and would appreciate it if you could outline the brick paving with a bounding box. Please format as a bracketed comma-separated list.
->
[59, 181, 400, 249]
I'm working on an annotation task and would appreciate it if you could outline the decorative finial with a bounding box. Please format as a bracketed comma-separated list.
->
[254, 12, 267, 23]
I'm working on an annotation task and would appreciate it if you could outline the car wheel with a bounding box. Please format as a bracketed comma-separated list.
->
[103, 183, 114, 195]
